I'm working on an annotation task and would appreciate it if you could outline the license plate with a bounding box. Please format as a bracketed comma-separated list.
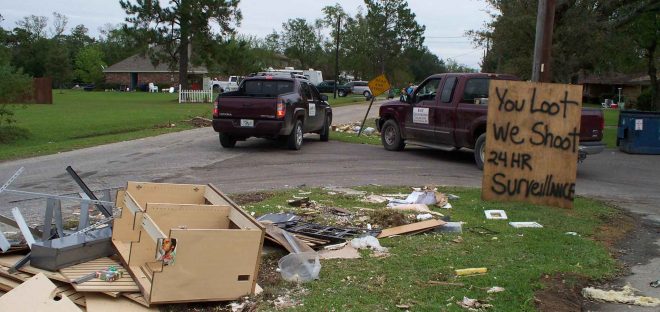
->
[240, 119, 254, 127]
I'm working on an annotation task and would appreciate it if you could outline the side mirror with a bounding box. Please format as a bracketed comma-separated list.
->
[321, 94, 328, 101]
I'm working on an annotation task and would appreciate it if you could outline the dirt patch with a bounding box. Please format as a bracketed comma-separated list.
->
[593, 210, 636, 251]
[535, 273, 589, 312]
[230, 192, 275, 206]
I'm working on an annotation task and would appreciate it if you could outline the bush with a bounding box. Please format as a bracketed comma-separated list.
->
[0, 64, 32, 103]
[0, 125, 30, 144]
[635, 89, 657, 111]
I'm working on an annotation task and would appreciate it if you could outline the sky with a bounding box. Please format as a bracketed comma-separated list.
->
[0, 0, 493, 69]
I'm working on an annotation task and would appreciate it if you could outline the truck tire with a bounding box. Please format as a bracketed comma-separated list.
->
[219, 133, 236, 148]
[338, 90, 347, 97]
[363, 91, 372, 99]
[474, 133, 486, 170]
[320, 116, 330, 142]
[287, 120, 303, 150]
[381, 119, 405, 151]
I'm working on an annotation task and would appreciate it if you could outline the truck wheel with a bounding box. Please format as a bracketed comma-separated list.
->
[363, 91, 372, 99]
[287, 120, 303, 150]
[219, 133, 236, 148]
[381, 119, 405, 151]
[474, 133, 486, 170]
[320, 116, 330, 142]
[338, 90, 347, 97]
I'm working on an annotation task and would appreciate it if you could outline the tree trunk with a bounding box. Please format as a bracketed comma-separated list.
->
[647, 41, 659, 111]
[178, 0, 191, 90]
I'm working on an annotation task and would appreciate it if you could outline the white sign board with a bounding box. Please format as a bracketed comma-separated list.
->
[413, 107, 429, 124]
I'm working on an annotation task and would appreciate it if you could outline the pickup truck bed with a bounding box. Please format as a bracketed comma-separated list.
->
[212, 76, 332, 150]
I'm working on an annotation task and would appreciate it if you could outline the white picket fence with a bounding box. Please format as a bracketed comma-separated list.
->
[178, 85, 214, 103]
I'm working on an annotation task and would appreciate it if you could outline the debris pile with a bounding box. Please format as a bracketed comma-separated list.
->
[333, 122, 379, 136]
[582, 284, 660, 307]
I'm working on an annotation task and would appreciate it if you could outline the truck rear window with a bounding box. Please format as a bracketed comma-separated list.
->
[462, 78, 490, 103]
[243, 80, 294, 96]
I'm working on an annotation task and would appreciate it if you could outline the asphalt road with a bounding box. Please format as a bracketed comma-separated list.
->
[0, 101, 658, 309]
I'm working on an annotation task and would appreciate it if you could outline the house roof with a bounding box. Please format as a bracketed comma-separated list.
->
[578, 72, 652, 86]
[103, 53, 208, 74]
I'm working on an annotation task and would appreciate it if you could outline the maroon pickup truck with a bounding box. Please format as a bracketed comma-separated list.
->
[212, 76, 332, 150]
[376, 73, 606, 169]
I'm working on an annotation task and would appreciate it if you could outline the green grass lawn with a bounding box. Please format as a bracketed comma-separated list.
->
[0, 90, 375, 161]
[237, 186, 621, 311]
[0, 90, 211, 161]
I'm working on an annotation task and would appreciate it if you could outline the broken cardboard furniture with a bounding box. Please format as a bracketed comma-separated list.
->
[112, 182, 264, 304]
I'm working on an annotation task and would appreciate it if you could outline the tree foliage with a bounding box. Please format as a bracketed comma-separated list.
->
[120, 0, 242, 88]
[470, 0, 658, 110]
[74, 45, 106, 84]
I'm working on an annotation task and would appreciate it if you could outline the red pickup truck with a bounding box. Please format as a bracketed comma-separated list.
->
[212, 76, 332, 150]
[376, 73, 606, 169]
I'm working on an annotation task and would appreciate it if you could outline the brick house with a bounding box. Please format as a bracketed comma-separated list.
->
[103, 53, 208, 90]
[578, 72, 654, 105]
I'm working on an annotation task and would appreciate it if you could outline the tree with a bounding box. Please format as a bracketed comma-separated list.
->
[98, 23, 142, 66]
[403, 47, 448, 82]
[120, 0, 242, 89]
[363, 0, 425, 74]
[74, 45, 106, 83]
[279, 18, 323, 69]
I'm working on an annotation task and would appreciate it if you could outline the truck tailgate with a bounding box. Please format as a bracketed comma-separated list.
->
[580, 107, 604, 142]
[218, 96, 277, 119]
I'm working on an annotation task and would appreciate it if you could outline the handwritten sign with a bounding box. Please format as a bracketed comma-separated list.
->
[368, 74, 391, 97]
[482, 81, 583, 209]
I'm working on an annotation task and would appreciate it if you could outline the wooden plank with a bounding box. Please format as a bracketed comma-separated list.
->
[59, 257, 139, 293]
[377, 219, 446, 238]
[482, 80, 582, 209]
[0, 263, 87, 307]
[0, 254, 69, 282]
[0, 275, 20, 291]
[85, 293, 158, 311]
[0, 273, 82, 311]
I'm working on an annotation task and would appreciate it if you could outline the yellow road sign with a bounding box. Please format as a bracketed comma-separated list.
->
[368, 74, 391, 97]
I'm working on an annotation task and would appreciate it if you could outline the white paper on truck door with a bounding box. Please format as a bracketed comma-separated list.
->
[309, 103, 316, 116]
[413, 107, 429, 124]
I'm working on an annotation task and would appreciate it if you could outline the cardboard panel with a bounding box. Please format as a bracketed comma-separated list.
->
[150, 229, 262, 303]
[482, 80, 582, 209]
[0, 273, 82, 312]
[126, 182, 207, 207]
[144, 203, 231, 230]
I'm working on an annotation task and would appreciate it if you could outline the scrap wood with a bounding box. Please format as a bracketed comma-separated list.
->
[0, 273, 82, 311]
[264, 224, 314, 253]
[427, 281, 465, 287]
[122, 292, 150, 308]
[377, 219, 446, 238]
[582, 284, 660, 307]
[60, 257, 139, 293]
[0, 254, 69, 282]
[85, 293, 158, 311]
[0, 262, 87, 307]
[455, 268, 488, 276]
[318, 244, 361, 260]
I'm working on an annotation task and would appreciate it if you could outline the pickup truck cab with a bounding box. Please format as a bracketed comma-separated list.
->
[212, 76, 332, 150]
[210, 76, 241, 93]
[376, 73, 606, 169]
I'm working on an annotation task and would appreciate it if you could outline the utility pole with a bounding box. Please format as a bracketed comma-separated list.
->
[531, 0, 556, 82]
[334, 15, 341, 99]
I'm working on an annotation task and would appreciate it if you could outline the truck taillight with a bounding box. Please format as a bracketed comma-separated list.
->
[276, 98, 285, 119]
[213, 98, 220, 118]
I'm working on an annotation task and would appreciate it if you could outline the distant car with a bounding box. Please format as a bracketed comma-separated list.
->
[316, 80, 337, 93]
[338, 81, 371, 98]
